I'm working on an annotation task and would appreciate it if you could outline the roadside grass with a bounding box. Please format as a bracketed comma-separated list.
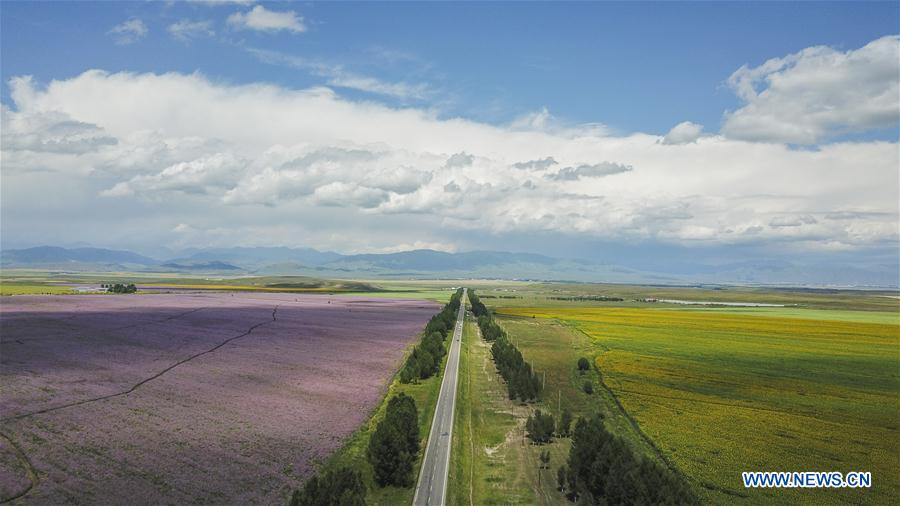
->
[448, 319, 538, 505]
[498, 306, 900, 505]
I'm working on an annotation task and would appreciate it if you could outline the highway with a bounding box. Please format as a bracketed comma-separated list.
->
[413, 287, 466, 506]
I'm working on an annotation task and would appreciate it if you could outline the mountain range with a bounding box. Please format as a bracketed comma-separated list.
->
[1, 245, 897, 288]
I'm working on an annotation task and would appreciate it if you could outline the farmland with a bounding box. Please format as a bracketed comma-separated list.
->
[0, 292, 438, 504]
[497, 304, 900, 505]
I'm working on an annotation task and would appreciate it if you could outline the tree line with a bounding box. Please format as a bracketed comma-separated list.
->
[468, 290, 542, 402]
[400, 288, 463, 383]
[558, 414, 697, 504]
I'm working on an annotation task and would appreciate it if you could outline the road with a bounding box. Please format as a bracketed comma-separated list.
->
[413, 287, 466, 506]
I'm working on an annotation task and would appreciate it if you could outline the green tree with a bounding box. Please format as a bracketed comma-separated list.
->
[557, 465, 568, 493]
[291, 466, 366, 506]
[558, 408, 573, 437]
[577, 357, 590, 372]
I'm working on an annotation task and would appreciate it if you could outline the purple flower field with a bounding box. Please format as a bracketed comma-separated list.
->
[0, 293, 437, 504]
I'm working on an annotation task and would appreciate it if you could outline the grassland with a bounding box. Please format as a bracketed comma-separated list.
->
[498, 305, 900, 505]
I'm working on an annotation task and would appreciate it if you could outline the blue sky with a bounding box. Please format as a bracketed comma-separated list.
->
[1, 1, 898, 284]
[3, 1, 897, 135]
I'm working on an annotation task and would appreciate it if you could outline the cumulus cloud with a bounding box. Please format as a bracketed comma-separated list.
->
[101, 153, 245, 197]
[546, 162, 633, 181]
[769, 215, 818, 228]
[445, 152, 474, 168]
[512, 157, 557, 171]
[108, 18, 148, 45]
[722, 35, 900, 144]
[661, 121, 703, 145]
[2, 69, 897, 255]
[227, 5, 306, 33]
[168, 20, 215, 42]
[1, 103, 116, 154]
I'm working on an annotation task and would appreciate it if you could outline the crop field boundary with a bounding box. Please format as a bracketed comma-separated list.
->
[1, 305, 279, 423]
[0, 430, 39, 504]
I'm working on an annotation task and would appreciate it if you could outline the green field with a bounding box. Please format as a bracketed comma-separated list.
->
[498, 305, 900, 505]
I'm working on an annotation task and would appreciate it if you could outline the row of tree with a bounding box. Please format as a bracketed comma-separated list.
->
[559, 415, 697, 504]
[468, 290, 542, 402]
[400, 288, 463, 383]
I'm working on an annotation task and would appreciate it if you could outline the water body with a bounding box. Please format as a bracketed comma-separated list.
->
[657, 299, 785, 307]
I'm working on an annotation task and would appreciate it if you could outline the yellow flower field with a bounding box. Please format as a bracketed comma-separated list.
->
[498, 306, 900, 505]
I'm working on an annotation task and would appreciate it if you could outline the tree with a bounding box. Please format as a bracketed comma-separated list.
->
[557, 465, 568, 493]
[577, 357, 590, 372]
[558, 408, 573, 437]
[526, 409, 555, 444]
[539, 449, 551, 469]
[385, 393, 420, 456]
[367, 393, 420, 487]
[565, 415, 698, 504]
[291, 466, 366, 506]
[368, 422, 414, 487]
[582, 381, 593, 395]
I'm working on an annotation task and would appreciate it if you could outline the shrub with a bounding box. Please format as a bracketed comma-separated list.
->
[577, 357, 590, 372]
[582, 381, 593, 395]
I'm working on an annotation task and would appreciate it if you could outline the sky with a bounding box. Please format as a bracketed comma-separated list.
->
[1, 1, 898, 278]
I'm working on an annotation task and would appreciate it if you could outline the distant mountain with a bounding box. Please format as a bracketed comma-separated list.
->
[174, 246, 343, 268]
[1, 246, 159, 269]
[158, 261, 241, 272]
[324, 250, 560, 272]
[2, 245, 896, 287]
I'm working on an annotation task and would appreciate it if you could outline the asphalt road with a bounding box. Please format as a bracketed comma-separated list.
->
[413, 288, 466, 506]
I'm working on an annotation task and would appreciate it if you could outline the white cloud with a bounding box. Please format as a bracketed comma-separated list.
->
[168, 20, 215, 42]
[108, 18, 148, 45]
[546, 162, 633, 181]
[769, 215, 818, 228]
[227, 5, 305, 34]
[2, 69, 897, 255]
[101, 153, 245, 197]
[661, 121, 703, 145]
[722, 35, 900, 144]
[246, 47, 430, 100]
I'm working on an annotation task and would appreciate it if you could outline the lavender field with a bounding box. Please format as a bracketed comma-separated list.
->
[0, 293, 437, 504]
